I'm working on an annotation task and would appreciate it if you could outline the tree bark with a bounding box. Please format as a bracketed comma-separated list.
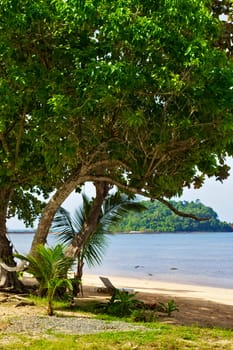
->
[30, 174, 86, 255]
[0, 187, 25, 292]
[30, 160, 124, 256]
[30, 170, 110, 256]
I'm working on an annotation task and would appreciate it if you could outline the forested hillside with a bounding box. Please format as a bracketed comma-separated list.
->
[110, 200, 233, 233]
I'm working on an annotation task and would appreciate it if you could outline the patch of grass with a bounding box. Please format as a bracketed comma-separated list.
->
[2, 297, 232, 349]
[29, 294, 70, 310]
[1, 324, 233, 349]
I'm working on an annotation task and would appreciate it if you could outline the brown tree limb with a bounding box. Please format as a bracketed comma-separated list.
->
[81, 176, 210, 221]
[157, 197, 210, 221]
[15, 113, 26, 166]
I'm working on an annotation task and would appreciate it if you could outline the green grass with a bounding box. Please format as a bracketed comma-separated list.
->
[1, 324, 233, 349]
[29, 294, 70, 309]
[1, 297, 233, 349]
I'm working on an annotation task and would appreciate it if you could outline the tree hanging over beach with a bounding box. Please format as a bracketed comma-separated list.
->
[0, 0, 233, 290]
[31, 0, 233, 253]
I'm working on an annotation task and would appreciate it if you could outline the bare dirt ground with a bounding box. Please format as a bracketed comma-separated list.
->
[136, 291, 233, 329]
[78, 286, 233, 329]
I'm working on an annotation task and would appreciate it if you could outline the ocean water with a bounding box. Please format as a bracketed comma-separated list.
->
[7, 232, 233, 289]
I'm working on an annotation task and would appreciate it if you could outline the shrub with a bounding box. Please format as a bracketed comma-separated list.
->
[104, 290, 144, 317]
[131, 309, 158, 322]
[158, 300, 179, 317]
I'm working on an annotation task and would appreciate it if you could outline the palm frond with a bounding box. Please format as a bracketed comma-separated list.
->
[82, 232, 109, 268]
[15, 244, 74, 288]
[51, 207, 76, 244]
[100, 193, 147, 232]
[50, 191, 147, 274]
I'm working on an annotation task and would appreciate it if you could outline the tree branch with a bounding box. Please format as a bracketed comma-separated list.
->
[82, 176, 210, 221]
[0, 133, 10, 155]
[157, 197, 210, 221]
[15, 113, 26, 166]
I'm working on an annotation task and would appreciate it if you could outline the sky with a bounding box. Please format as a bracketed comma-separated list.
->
[7, 157, 233, 230]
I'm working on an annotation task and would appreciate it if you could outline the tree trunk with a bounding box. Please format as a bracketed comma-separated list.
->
[47, 297, 54, 316]
[65, 182, 110, 258]
[76, 255, 84, 281]
[74, 254, 84, 296]
[30, 171, 109, 256]
[30, 174, 86, 255]
[0, 188, 25, 292]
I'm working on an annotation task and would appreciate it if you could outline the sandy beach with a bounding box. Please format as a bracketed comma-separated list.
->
[80, 274, 233, 328]
[83, 274, 233, 306]
[0, 273, 232, 330]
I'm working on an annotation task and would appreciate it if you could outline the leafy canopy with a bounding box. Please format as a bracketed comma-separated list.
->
[0, 0, 232, 228]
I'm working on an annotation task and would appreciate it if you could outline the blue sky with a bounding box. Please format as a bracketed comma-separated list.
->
[7, 157, 233, 230]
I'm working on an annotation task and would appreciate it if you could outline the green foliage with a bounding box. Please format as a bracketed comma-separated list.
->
[1, 325, 233, 350]
[104, 290, 141, 317]
[0, 0, 232, 214]
[52, 196, 109, 271]
[93, 291, 178, 321]
[158, 300, 179, 317]
[0, 0, 233, 268]
[15, 244, 74, 315]
[110, 199, 233, 232]
[131, 309, 158, 323]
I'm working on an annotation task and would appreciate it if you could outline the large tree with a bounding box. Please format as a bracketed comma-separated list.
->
[31, 0, 233, 252]
[0, 0, 232, 288]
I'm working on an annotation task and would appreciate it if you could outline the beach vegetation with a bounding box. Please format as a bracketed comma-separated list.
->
[158, 299, 179, 317]
[103, 290, 142, 317]
[131, 309, 158, 323]
[92, 290, 178, 320]
[15, 244, 74, 315]
[0, 0, 232, 291]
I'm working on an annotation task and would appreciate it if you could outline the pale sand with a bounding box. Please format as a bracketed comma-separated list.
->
[82, 274, 233, 306]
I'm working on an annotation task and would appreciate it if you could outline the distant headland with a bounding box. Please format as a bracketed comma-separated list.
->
[109, 200, 233, 233]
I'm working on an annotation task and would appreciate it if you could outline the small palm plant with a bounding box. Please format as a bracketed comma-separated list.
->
[51, 192, 146, 290]
[16, 244, 74, 316]
[105, 290, 140, 317]
[158, 300, 179, 317]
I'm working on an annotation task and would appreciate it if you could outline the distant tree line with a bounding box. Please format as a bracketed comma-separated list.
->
[110, 200, 233, 233]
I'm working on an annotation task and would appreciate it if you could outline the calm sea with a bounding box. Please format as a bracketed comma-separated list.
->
[7, 232, 233, 289]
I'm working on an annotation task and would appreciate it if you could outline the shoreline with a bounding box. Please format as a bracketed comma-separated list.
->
[82, 273, 233, 306]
